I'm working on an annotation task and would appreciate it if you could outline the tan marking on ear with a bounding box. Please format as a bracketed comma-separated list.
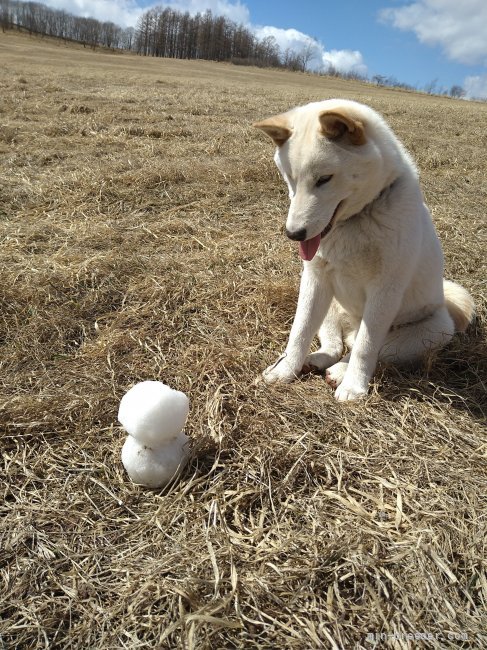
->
[253, 113, 292, 147]
[319, 108, 366, 146]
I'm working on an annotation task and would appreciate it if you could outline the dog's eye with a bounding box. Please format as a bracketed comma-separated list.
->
[316, 175, 333, 187]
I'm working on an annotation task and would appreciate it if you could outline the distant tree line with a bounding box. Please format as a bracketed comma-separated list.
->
[135, 6, 281, 67]
[0, 0, 468, 98]
[0, 0, 289, 67]
[372, 74, 466, 99]
[0, 0, 313, 70]
[0, 0, 134, 49]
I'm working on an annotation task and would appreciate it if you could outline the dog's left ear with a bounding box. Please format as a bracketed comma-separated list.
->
[319, 109, 366, 146]
[253, 113, 292, 147]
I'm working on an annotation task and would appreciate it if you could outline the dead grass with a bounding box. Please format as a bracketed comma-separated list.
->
[0, 32, 486, 649]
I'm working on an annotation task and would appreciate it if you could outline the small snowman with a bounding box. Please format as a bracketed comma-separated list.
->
[118, 381, 190, 488]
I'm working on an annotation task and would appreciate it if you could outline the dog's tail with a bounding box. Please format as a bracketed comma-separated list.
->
[443, 279, 475, 332]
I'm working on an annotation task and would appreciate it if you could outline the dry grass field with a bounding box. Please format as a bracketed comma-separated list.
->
[1, 31, 486, 649]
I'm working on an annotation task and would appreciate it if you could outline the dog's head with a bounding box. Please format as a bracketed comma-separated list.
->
[254, 99, 392, 261]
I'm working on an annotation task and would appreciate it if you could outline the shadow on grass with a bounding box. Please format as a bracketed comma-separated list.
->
[377, 329, 486, 423]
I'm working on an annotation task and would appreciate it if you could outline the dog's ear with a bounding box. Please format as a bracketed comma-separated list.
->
[253, 113, 292, 147]
[319, 109, 366, 146]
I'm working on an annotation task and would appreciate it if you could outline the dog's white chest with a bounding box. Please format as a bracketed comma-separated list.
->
[316, 227, 383, 316]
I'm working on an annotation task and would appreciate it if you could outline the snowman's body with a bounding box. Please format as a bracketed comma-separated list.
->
[121, 431, 189, 488]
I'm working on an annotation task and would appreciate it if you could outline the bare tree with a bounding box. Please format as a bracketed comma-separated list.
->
[282, 47, 302, 71]
[424, 78, 438, 94]
[0, 0, 13, 31]
[298, 39, 318, 72]
[450, 85, 465, 98]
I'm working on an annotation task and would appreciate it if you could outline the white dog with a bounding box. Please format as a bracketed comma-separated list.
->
[254, 99, 474, 401]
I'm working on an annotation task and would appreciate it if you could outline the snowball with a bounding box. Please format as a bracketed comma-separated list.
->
[121, 431, 190, 488]
[118, 381, 189, 447]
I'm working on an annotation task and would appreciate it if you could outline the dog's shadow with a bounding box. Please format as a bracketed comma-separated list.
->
[375, 330, 486, 422]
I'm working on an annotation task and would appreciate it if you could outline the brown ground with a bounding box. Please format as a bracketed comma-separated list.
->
[1, 32, 486, 649]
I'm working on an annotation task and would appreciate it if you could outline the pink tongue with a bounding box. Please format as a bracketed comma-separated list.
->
[299, 234, 321, 261]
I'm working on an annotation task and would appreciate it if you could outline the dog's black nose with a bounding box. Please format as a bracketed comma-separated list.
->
[286, 227, 307, 241]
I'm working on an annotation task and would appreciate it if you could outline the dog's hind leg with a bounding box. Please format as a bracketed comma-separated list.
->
[325, 353, 350, 388]
[326, 306, 455, 389]
[304, 298, 345, 372]
[379, 305, 455, 364]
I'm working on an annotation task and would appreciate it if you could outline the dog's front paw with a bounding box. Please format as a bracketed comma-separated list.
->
[334, 380, 368, 402]
[260, 354, 300, 384]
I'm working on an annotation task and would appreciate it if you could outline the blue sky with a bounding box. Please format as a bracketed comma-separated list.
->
[40, 1, 487, 98]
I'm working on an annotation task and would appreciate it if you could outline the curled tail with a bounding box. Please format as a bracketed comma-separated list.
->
[443, 280, 475, 332]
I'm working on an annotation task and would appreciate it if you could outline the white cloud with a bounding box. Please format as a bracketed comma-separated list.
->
[168, 0, 250, 24]
[254, 26, 313, 53]
[380, 0, 487, 66]
[40, 0, 250, 27]
[253, 25, 368, 75]
[464, 74, 487, 99]
[253, 26, 321, 67]
[322, 49, 367, 76]
[40, 1, 144, 27]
